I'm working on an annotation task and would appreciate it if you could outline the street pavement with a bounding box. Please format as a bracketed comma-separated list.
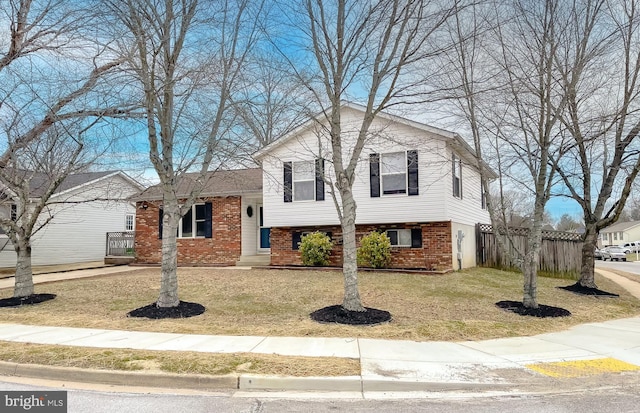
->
[0, 264, 639, 396]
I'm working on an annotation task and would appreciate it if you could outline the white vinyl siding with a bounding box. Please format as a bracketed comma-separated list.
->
[0, 174, 140, 267]
[259, 107, 490, 228]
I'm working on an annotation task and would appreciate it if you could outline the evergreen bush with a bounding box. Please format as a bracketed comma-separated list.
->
[300, 231, 333, 266]
[357, 231, 392, 268]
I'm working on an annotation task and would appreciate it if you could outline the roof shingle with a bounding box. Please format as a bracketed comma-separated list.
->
[134, 168, 262, 201]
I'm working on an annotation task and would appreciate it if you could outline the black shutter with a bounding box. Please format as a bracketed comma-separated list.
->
[370, 153, 380, 197]
[204, 202, 213, 238]
[315, 158, 325, 201]
[284, 162, 293, 202]
[292, 231, 302, 250]
[158, 208, 163, 239]
[407, 150, 419, 196]
[411, 228, 422, 248]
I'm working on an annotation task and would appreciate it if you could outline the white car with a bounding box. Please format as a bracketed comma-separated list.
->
[621, 241, 640, 253]
[602, 246, 627, 261]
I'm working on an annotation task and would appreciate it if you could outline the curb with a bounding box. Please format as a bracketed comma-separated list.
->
[0, 361, 518, 393]
[0, 361, 237, 391]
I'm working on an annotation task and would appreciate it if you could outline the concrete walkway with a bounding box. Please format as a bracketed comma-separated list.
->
[0, 261, 114, 279]
[596, 268, 640, 299]
[0, 266, 639, 395]
[0, 265, 147, 290]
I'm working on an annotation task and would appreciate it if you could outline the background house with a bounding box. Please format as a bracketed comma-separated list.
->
[133, 168, 265, 266]
[0, 171, 142, 267]
[254, 103, 495, 271]
[599, 220, 640, 248]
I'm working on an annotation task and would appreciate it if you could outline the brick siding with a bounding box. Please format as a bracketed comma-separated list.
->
[270, 222, 453, 271]
[134, 197, 242, 266]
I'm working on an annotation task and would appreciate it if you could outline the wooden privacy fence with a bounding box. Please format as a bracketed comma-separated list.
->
[476, 224, 583, 275]
[106, 231, 135, 256]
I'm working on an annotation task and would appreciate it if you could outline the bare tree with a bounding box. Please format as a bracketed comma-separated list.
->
[106, 0, 262, 308]
[439, 0, 570, 308]
[283, 0, 457, 312]
[555, 214, 583, 232]
[233, 53, 316, 153]
[0, 0, 129, 298]
[0, 128, 84, 297]
[618, 196, 640, 222]
[548, 0, 640, 289]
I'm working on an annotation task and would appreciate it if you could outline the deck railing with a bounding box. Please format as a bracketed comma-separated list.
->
[106, 231, 135, 256]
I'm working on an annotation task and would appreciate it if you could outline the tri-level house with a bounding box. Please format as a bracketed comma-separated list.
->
[133, 104, 494, 271]
[253, 103, 494, 272]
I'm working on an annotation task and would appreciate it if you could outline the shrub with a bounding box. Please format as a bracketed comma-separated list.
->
[300, 232, 333, 266]
[357, 231, 392, 269]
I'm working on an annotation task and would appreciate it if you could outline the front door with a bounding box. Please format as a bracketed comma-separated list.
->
[258, 205, 270, 253]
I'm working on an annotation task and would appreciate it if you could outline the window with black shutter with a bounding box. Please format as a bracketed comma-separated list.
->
[371, 151, 419, 196]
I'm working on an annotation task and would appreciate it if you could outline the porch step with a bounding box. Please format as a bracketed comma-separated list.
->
[104, 256, 135, 265]
[235, 255, 271, 267]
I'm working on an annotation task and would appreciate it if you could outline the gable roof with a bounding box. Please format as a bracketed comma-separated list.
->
[133, 168, 262, 201]
[0, 170, 140, 199]
[601, 220, 640, 233]
[253, 102, 498, 179]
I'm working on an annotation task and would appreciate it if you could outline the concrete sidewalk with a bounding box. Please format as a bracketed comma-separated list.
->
[0, 315, 639, 394]
[0, 266, 639, 395]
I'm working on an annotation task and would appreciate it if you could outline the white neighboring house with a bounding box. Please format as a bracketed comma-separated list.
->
[254, 103, 496, 272]
[598, 220, 640, 249]
[0, 171, 143, 267]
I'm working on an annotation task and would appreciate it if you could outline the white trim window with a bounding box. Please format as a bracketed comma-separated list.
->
[179, 204, 207, 238]
[125, 214, 135, 231]
[386, 229, 412, 247]
[293, 160, 315, 201]
[453, 154, 462, 198]
[381, 152, 407, 195]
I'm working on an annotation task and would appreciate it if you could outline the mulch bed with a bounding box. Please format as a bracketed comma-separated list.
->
[558, 283, 619, 297]
[310, 305, 392, 325]
[127, 301, 205, 319]
[0, 293, 56, 308]
[496, 300, 571, 318]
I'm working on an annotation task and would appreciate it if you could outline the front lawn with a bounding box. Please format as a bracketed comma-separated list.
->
[0, 267, 638, 341]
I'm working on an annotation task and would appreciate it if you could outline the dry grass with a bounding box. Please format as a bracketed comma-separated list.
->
[0, 267, 638, 341]
[0, 267, 638, 377]
[0, 341, 359, 377]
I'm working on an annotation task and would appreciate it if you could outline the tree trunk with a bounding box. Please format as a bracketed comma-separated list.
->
[578, 224, 598, 288]
[522, 250, 538, 309]
[14, 240, 34, 298]
[340, 187, 365, 312]
[522, 214, 543, 309]
[157, 202, 180, 307]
